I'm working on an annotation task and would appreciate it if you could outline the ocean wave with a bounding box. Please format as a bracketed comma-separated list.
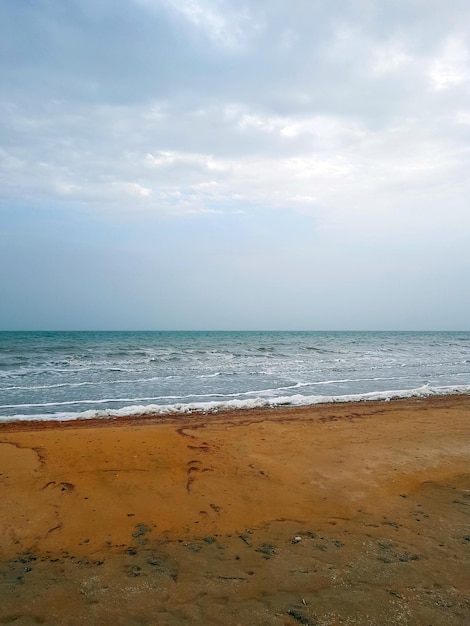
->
[0, 377, 410, 409]
[0, 375, 176, 392]
[0, 382, 306, 409]
[1, 384, 468, 422]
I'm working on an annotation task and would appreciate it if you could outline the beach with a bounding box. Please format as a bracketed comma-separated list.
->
[0, 395, 469, 625]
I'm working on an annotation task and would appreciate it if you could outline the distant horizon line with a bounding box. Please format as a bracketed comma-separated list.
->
[1, 329, 469, 333]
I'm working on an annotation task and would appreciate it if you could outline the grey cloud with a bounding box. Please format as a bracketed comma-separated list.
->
[2, 0, 469, 125]
[1, 0, 470, 329]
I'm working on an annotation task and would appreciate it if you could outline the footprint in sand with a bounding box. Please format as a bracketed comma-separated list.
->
[42, 481, 75, 493]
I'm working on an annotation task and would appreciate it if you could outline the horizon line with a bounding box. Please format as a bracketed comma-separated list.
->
[1, 329, 469, 333]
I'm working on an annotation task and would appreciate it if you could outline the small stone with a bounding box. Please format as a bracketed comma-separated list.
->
[287, 608, 309, 624]
[292, 536, 302, 544]
[127, 565, 141, 577]
[256, 543, 277, 556]
[186, 543, 202, 552]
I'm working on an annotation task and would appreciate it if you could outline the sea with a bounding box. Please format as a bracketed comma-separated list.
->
[0, 331, 469, 422]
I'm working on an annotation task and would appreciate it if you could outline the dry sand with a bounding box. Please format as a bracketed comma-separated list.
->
[0, 395, 469, 625]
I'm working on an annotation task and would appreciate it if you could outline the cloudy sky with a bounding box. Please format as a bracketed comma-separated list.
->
[1, 0, 469, 330]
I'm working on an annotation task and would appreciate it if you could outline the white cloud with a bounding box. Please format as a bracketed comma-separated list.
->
[146, 152, 176, 167]
[2, 93, 470, 239]
[2, 2, 470, 237]
[455, 110, 470, 125]
[146, 150, 228, 172]
[428, 37, 469, 90]
[120, 182, 152, 197]
[230, 106, 366, 147]
[369, 43, 410, 76]
[135, 0, 253, 48]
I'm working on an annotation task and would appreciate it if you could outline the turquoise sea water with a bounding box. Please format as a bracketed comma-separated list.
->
[0, 331, 469, 421]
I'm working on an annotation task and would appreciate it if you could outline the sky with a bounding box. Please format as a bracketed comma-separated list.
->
[1, 0, 470, 331]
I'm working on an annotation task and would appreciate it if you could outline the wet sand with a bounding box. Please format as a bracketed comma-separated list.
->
[0, 396, 469, 625]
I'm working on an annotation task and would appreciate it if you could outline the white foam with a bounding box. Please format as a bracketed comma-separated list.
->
[1, 384, 468, 423]
[0, 377, 408, 410]
[0, 375, 171, 392]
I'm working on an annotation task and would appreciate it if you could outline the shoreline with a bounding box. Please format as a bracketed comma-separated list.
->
[2, 384, 469, 425]
[1, 394, 469, 624]
[1, 391, 469, 431]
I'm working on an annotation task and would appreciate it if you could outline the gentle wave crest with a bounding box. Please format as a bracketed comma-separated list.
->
[1, 384, 469, 422]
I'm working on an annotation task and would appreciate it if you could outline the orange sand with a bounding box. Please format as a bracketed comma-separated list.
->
[0, 396, 469, 625]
